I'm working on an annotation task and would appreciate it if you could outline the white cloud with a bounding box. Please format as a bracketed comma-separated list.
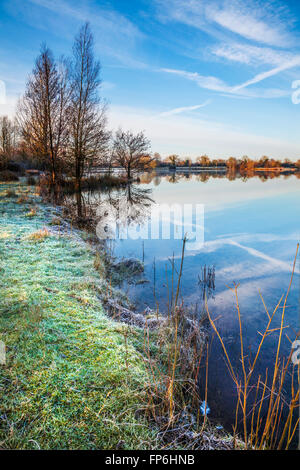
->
[161, 68, 233, 93]
[156, 1, 299, 98]
[6, 0, 145, 68]
[232, 57, 300, 92]
[187, 232, 300, 254]
[230, 240, 300, 273]
[0, 94, 20, 118]
[211, 43, 295, 67]
[212, 276, 282, 309]
[156, 0, 294, 47]
[28, 0, 143, 41]
[206, 2, 290, 47]
[161, 67, 289, 99]
[158, 100, 210, 117]
[185, 236, 300, 280]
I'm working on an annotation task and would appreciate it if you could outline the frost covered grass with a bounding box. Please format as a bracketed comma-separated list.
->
[0, 183, 157, 449]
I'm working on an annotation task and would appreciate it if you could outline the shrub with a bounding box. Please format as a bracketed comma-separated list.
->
[50, 217, 62, 226]
[7, 162, 24, 174]
[17, 195, 29, 204]
[25, 208, 37, 218]
[6, 189, 17, 198]
[0, 170, 19, 182]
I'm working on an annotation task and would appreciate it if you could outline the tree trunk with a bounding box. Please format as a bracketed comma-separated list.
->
[75, 181, 82, 219]
[50, 160, 57, 203]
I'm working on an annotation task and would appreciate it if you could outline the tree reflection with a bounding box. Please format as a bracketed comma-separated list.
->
[95, 184, 154, 240]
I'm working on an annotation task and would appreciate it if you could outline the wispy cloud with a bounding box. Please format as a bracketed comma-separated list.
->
[160, 67, 289, 98]
[6, 0, 145, 68]
[161, 68, 233, 93]
[158, 100, 210, 117]
[156, 0, 295, 47]
[206, 1, 292, 47]
[28, 0, 143, 40]
[231, 240, 300, 274]
[232, 57, 300, 91]
[186, 235, 300, 275]
[156, 0, 300, 101]
[211, 43, 295, 67]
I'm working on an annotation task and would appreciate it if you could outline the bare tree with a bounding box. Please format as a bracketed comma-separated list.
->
[112, 129, 151, 180]
[69, 22, 109, 217]
[153, 152, 162, 167]
[17, 45, 70, 196]
[99, 150, 114, 175]
[0, 116, 16, 168]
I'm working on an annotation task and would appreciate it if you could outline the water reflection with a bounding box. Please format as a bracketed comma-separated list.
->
[72, 172, 299, 440]
[93, 173, 299, 438]
[95, 184, 154, 240]
[137, 168, 300, 186]
[198, 265, 216, 301]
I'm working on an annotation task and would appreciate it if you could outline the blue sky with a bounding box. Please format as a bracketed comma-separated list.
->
[1, 0, 300, 159]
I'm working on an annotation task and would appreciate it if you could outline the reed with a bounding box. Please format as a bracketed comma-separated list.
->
[142, 236, 299, 449]
[141, 237, 219, 449]
[206, 243, 299, 449]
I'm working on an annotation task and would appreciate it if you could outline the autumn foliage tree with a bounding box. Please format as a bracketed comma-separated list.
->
[196, 155, 211, 166]
[164, 154, 180, 167]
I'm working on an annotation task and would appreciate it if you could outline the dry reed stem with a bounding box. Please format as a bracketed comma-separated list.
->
[206, 243, 299, 450]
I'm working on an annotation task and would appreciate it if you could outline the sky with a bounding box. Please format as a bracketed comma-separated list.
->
[1, 0, 300, 159]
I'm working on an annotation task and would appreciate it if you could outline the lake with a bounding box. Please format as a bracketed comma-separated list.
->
[92, 172, 300, 435]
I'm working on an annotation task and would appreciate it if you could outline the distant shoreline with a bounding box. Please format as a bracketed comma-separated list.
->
[89, 165, 298, 175]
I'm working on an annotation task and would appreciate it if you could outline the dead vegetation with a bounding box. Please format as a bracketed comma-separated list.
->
[25, 227, 50, 241]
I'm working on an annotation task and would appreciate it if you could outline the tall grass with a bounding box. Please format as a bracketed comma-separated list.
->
[140, 237, 222, 449]
[206, 243, 299, 449]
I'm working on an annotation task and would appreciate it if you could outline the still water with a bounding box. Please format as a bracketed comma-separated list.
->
[95, 173, 300, 431]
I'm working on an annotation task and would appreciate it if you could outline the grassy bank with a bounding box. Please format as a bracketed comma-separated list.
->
[0, 183, 157, 449]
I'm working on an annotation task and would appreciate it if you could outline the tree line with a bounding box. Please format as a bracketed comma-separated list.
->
[151, 154, 300, 172]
